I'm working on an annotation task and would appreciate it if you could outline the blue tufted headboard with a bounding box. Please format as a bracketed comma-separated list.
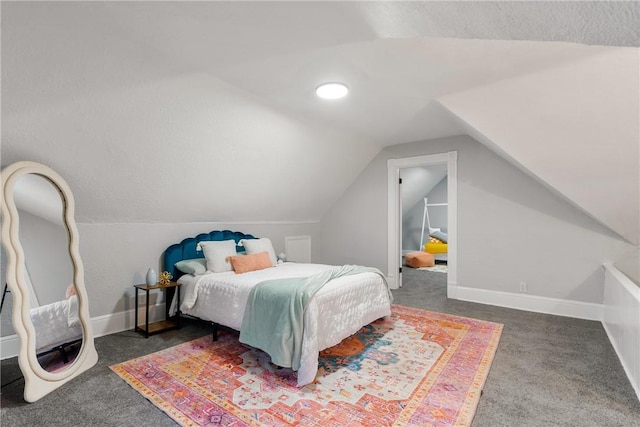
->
[162, 230, 257, 280]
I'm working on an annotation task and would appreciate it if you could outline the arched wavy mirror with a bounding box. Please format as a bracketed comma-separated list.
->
[1, 161, 98, 402]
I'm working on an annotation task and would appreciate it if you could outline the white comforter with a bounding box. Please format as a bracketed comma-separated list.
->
[170, 262, 392, 386]
[30, 295, 82, 353]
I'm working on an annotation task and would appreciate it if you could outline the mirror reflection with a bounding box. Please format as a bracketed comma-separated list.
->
[1, 247, 15, 336]
[13, 174, 83, 371]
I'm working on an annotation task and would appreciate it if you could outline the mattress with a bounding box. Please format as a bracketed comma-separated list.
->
[170, 262, 392, 385]
[30, 296, 82, 354]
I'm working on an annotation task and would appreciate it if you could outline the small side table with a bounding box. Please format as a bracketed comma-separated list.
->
[134, 281, 181, 338]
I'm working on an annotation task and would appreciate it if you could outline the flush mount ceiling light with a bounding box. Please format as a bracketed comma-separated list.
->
[316, 82, 349, 100]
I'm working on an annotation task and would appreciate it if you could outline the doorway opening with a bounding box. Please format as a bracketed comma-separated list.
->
[401, 165, 449, 297]
[387, 152, 457, 299]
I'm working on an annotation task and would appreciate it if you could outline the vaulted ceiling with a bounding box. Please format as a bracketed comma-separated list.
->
[2, 2, 638, 243]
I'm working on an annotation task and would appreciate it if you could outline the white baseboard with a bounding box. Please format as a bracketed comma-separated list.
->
[0, 334, 20, 360]
[396, 280, 600, 322]
[1, 303, 166, 360]
[454, 285, 603, 321]
[91, 303, 166, 338]
[447, 281, 458, 299]
[387, 275, 398, 290]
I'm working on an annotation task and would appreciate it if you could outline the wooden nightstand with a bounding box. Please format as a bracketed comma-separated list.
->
[134, 281, 181, 338]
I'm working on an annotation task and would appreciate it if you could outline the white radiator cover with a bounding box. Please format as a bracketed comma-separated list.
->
[603, 263, 640, 402]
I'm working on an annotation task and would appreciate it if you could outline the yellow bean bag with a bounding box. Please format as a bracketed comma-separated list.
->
[424, 242, 448, 254]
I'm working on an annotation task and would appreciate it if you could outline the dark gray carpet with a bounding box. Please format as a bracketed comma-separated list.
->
[1, 268, 639, 426]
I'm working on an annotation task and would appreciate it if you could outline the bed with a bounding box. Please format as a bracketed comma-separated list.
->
[163, 230, 392, 386]
[31, 295, 82, 364]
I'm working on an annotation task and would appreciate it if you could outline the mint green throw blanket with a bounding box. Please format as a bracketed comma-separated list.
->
[239, 265, 389, 370]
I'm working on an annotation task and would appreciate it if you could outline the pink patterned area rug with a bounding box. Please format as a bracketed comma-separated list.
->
[110, 305, 502, 426]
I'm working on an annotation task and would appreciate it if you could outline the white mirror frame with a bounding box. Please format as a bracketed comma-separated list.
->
[1, 161, 98, 402]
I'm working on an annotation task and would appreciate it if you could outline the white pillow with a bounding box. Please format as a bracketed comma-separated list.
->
[430, 230, 448, 243]
[241, 238, 277, 267]
[199, 240, 237, 273]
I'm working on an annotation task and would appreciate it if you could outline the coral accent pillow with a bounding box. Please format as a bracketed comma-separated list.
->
[228, 251, 272, 274]
[65, 283, 77, 299]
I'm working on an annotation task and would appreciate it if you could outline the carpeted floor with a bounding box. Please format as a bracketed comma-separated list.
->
[2, 268, 639, 426]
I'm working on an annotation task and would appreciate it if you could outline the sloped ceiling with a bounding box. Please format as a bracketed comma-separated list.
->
[2, 2, 638, 234]
[14, 174, 64, 226]
[439, 47, 639, 244]
[401, 166, 447, 215]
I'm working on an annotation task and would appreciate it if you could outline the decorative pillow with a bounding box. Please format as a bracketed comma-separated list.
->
[228, 251, 272, 274]
[65, 283, 77, 299]
[199, 240, 237, 273]
[174, 258, 207, 275]
[430, 230, 448, 243]
[241, 238, 277, 266]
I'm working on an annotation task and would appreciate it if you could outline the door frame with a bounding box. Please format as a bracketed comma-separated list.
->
[387, 151, 458, 297]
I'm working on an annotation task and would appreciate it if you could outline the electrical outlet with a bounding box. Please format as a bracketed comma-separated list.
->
[519, 281, 527, 293]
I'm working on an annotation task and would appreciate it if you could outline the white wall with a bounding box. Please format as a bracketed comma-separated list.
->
[18, 211, 73, 306]
[77, 222, 320, 318]
[426, 177, 448, 231]
[318, 135, 634, 304]
[614, 247, 640, 286]
[402, 201, 425, 252]
[402, 175, 448, 251]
